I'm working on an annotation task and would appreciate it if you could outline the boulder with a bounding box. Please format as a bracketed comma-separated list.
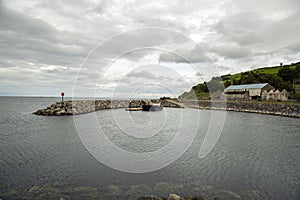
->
[168, 194, 183, 200]
[53, 108, 61, 112]
[46, 109, 53, 115]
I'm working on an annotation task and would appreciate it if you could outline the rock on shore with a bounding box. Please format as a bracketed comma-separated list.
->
[183, 100, 300, 118]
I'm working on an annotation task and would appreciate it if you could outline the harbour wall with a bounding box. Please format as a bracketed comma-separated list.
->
[183, 100, 300, 118]
[33, 99, 181, 116]
[33, 99, 300, 118]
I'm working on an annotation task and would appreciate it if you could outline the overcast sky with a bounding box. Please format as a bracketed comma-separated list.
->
[0, 0, 299, 97]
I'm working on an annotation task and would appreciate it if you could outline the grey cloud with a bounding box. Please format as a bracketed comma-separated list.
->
[216, 65, 231, 71]
[211, 43, 252, 59]
[195, 72, 204, 77]
[0, 2, 89, 68]
[81, 28, 191, 67]
[159, 45, 212, 63]
[284, 42, 300, 54]
[214, 12, 264, 46]
[35, 0, 94, 19]
[0, 0, 299, 96]
[212, 5, 300, 51]
[84, 0, 109, 15]
[225, 0, 300, 16]
[133, 15, 188, 33]
[126, 69, 156, 80]
[262, 12, 300, 48]
[0, 2, 58, 41]
[102, 64, 192, 97]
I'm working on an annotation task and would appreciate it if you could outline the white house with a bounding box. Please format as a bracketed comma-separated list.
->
[262, 89, 288, 101]
[280, 89, 288, 101]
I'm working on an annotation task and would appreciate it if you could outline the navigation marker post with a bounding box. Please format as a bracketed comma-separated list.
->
[61, 92, 64, 102]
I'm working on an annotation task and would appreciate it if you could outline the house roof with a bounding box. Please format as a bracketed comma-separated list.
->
[225, 83, 269, 91]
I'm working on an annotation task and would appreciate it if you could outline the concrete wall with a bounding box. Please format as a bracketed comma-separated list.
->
[225, 92, 249, 100]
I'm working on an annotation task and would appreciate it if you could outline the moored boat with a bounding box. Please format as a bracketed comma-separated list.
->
[142, 102, 163, 111]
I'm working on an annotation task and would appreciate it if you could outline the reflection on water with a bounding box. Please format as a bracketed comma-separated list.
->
[0, 97, 299, 199]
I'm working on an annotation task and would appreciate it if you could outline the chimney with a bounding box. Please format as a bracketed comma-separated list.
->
[230, 75, 234, 85]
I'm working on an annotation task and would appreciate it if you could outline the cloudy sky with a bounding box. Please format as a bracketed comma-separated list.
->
[0, 0, 299, 97]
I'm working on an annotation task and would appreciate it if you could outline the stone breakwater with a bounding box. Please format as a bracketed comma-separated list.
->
[33, 99, 181, 116]
[33, 99, 300, 118]
[184, 100, 300, 118]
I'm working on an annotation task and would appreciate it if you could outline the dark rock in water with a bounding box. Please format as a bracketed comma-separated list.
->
[136, 194, 205, 200]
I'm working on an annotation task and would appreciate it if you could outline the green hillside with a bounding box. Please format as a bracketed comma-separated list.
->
[179, 62, 300, 100]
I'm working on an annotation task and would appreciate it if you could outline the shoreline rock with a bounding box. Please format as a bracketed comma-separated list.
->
[183, 100, 300, 118]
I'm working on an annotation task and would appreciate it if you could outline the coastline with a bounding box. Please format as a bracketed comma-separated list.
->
[33, 99, 300, 118]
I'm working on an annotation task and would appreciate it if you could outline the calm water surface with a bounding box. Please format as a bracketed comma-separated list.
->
[0, 97, 299, 199]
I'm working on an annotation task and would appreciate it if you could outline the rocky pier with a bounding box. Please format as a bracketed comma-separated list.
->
[33, 99, 181, 116]
[33, 99, 300, 118]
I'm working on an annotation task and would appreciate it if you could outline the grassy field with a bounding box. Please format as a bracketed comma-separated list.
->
[252, 67, 280, 74]
[222, 73, 241, 80]
[222, 63, 297, 81]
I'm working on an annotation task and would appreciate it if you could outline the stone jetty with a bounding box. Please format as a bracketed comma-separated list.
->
[33, 99, 300, 118]
[33, 99, 181, 116]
